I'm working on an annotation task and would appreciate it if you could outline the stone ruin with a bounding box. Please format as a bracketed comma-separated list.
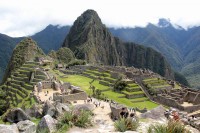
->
[154, 88, 200, 114]
[110, 103, 128, 120]
[34, 78, 87, 103]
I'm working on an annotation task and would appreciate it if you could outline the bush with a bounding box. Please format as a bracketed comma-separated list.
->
[114, 117, 139, 132]
[147, 120, 191, 133]
[67, 59, 86, 67]
[74, 110, 93, 128]
[113, 80, 127, 92]
[56, 110, 92, 132]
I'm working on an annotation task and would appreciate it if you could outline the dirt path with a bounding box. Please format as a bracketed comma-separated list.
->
[69, 99, 115, 133]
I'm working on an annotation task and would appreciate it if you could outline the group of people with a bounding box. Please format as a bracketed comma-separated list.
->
[164, 109, 180, 121]
[118, 107, 137, 122]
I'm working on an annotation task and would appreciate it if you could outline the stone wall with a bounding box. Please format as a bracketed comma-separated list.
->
[53, 89, 87, 102]
[184, 91, 198, 103]
[110, 103, 127, 119]
[155, 95, 200, 113]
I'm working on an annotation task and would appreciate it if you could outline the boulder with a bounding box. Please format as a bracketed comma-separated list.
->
[17, 120, 36, 133]
[37, 115, 57, 133]
[0, 124, 19, 133]
[55, 102, 70, 117]
[25, 104, 43, 118]
[140, 105, 166, 119]
[4, 108, 31, 123]
[43, 101, 56, 117]
[73, 104, 95, 113]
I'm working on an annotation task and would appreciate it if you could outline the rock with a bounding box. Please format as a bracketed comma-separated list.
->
[55, 102, 70, 117]
[25, 104, 43, 118]
[5, 108, 31, 123]
[17, 120, 36, 133]
[37, 115, 57, 133]
[73, 104, 95, 113]
[0, 124, 19, 133]
[140, 105, 166, 119]
[43, 101, 56, 117]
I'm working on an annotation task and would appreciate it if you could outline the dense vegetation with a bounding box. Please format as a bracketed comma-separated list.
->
[62, 10, 173, 79]
[110, 19, 200, 88]
[2, 38, 44, 83]
[174, 72, 190, 87]
[0, 87, 9, 115]
[56, 47, 75, 64]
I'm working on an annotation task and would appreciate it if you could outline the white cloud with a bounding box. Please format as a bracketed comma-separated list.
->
[0, 0, 200, 37]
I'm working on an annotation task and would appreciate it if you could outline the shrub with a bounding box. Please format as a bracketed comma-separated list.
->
[113, 80, 128, 92]
[74, 110, 93, 128]
[114, 117, 139, 132]
[147, 120, 191, 133]
[67, 59, 86, 67]
[56, 110, 92, 132]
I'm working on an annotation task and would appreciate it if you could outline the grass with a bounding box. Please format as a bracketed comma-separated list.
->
[57, 74, 158, 109]
[32, 118, 41, 126]
[122, 90, 144, 95]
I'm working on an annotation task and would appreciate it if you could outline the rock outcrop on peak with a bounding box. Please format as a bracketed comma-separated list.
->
[2, 38, 44, 83]
[63, 9, 174, 79]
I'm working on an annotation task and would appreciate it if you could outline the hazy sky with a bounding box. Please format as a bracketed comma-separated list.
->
[0, 0, 200, 37]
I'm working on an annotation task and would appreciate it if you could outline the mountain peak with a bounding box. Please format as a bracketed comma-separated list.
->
[158, 18, 171, 27]
[76, 9, 102, 27]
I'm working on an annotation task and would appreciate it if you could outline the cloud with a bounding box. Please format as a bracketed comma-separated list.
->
[0, 0, 200, 37]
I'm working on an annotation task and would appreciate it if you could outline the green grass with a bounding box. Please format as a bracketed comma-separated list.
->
[122, 90, 144, 95]
[128, 83, 139, 87]
[32, 118, 41, 126]
[57, 74, 158, 109]
[131, 97, 148, 102]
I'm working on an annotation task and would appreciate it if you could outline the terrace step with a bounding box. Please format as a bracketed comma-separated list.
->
[122, 90, 145, 99]
[131, 97, 148, 103]
[99, 80, 112, 86]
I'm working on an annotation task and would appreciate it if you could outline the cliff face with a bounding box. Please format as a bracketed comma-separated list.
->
[63, 10, 121, 65]
[2, 38, 44, 83]
[63, 9, 174, 79]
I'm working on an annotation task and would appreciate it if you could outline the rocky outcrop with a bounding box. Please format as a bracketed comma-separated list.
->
[4, 108, 31, 123]
[17, 120, 36, 133]
[25, 104, 43, 118]
[73, 103, 95, 113]
[140, 105, 166, 119]
[37, 115, 57, 133]
[42, 101, 56, 117]
[63, 9, 174, 79]
[55, 102, 70, 117]
[0, 124, 19, 133]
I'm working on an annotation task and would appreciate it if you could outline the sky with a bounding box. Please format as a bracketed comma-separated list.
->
[0, 0, 200, 37]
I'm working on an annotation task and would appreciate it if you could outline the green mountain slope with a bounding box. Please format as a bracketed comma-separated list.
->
[62, 10, 174, 79]
[2, 38, 44, 83]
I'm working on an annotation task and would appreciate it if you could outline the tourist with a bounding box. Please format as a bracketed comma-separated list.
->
[125, 111, 129, 118]
[120, 108, 126, 118]
[172, 111, 180, 121]
[164, 110, 170, 119]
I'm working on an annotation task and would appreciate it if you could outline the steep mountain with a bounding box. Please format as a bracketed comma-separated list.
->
[2, 38, 44, 83]
[0, 25, 70, 83]
[31, 25, 70, 53]
[0, 34, 22, 81]
[109, 20, 200, 88]
[63, 10, 174, 79]
[110, 19, 184, 71]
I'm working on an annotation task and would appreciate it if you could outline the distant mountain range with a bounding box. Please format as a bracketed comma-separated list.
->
[0, 16, 199, 87]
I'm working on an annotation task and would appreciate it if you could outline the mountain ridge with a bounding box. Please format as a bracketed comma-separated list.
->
[62, 9, 174, 79]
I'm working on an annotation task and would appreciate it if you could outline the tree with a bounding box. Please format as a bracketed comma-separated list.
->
[113, 80, 127, 92]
